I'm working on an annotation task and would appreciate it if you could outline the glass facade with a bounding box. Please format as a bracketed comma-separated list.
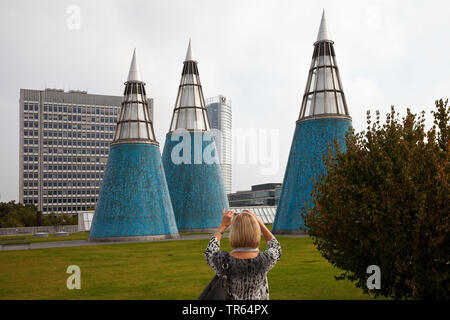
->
[228, 183, 281, 207]
[114, 82, 155, 143]
[168, 60, 211, 132]
[298, 41, 350, 120]
[19, 89, 152, 215]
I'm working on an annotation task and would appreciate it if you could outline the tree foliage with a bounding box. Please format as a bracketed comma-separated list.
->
[303, 99, 449, 300]
[0, 201, 77, 228]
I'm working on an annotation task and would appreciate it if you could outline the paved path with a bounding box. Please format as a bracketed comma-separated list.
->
[0, 233, 308, 252]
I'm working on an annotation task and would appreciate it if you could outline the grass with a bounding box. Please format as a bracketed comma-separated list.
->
[0, 236, 381, 300]
[0, 233, 89, 244]
[0, 232, 208, 243]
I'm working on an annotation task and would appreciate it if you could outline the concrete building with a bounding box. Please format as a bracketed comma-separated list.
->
[19, 87, 151, 214]
[162, 40, 229, 232]
[206, 95, 232, 194]
[273, 11, 352, 234]
[89, 49, 179, 241]
[228, 183, 281, 207]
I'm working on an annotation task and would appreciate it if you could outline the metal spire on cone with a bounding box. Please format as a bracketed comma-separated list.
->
[316, 10, 331, 42]
[127, 48, 143, 82]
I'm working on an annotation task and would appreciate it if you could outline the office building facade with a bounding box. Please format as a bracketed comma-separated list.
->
[228, 183, 282, 207]
[19, 88, 153, 214]
[206, 95, 232, 194]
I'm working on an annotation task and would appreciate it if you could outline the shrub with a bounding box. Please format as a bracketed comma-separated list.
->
[303, 99, 449, 300]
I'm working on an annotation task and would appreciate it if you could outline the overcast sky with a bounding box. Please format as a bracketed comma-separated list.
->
[0, 0, 449, 202]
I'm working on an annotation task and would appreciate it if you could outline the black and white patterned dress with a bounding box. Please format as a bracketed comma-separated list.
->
[204, 235, 282, 300]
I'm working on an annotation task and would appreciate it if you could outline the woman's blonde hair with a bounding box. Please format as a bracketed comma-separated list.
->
[229, 212, 261, 249]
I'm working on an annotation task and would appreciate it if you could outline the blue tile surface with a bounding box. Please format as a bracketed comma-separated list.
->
[273, 117, 352, 233]
[89, 143, 179, 239]
[162, 131, 229, 230]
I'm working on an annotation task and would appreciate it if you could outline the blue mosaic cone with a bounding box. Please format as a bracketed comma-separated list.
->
[162, 41, 229, 231]
[273, 12, 353, 234]
[89, 49, 179, 241]
[89, 143, 179, 240]
[162, 131, 229, 231]
[272, 118, 352, 233]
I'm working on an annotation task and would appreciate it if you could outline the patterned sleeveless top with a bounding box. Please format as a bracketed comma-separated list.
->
[204, 236, 282, 300]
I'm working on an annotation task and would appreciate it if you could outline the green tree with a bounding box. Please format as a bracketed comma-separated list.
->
[0, 201, 37, 227]
[303, 99, 449, 300]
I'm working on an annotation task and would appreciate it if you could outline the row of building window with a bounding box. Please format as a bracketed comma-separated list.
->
[42, 198, 97, 204]
[24, 190, 38, 195]
[24, 156, 106, 163]
[229, 198, 280, 206]
[44, 148, 109, 155]
[24, 139, 38, 145]
[24, 173, 39, 179]
[23, 199, 38, 204]
[43, 140, 110, 147]
[24, 165, 38, 170]
[24, 122, 39, 128]
[41, 206, 91, 212]
[44, 189, 99, 196]
[24, 148, 39, 153]
[26, 149, 108, 156]
[42, 156, 105, 163]
[228, 190, 278, 201]
[24, 103, 120, 115]
[42, 104, 119, 115]
[23, 113, 39, 120]
[43, 181, 101, 187]
[24, 130, 38, 136]
[23, 104, 39, 111]
[23, 156, 39, 162]
[42, 165, 105, 171]
[24, 130, 115, 140]
[24, 164, 106, 171]
[43, 122, 115, 131]
[23, 127, 115, 140]
[43, 173, 104, 179]
[43, 131, 114, 139]
[43, 114, 117, 123]
[23, 182, 39, 187]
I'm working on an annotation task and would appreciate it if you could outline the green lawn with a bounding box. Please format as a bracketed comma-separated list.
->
[0, 233, 89, 244]
[0, 236, 380, 300]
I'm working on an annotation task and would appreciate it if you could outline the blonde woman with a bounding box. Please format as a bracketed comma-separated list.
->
[204, 209, 282, 300]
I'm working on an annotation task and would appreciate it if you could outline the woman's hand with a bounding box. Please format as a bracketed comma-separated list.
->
[220, 208, 235, 229]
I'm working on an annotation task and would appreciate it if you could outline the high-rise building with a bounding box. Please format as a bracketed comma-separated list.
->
[19, 88, 153, 214]
[206, 95, 232, 194]
[273, 10, 352, 234]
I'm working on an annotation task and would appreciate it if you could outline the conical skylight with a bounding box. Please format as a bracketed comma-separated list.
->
[112, 49, 156, 144]
[298, 11, 350, 120]
[168, 40, 211, 132]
